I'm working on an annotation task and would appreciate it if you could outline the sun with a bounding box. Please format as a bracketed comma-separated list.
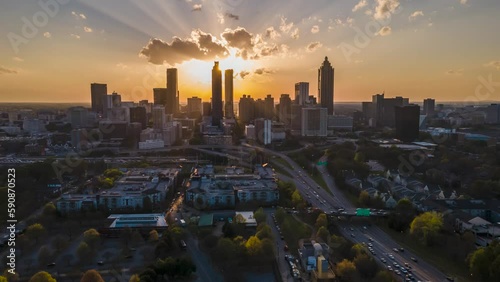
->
[180, 50, 255, 85]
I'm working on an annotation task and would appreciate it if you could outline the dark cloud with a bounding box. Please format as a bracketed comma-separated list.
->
[254, 68, 274, 75]
[139, 31, 228, 65]
[221, 27, 253, 50]
[239, 71, 250, 79]
[225, 12, 239, 20]
[0, 66, 17, 75]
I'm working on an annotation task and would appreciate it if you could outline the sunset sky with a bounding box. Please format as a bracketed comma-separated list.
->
[1, 0, 499, 104]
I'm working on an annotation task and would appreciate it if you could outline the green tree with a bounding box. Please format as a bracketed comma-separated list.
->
[37, 245, 52, 266]
[256, 224, 273, 240]
[28, 271, 56, 282]
[128, 274, 140, 282]
[353, 253, 378, 279]
[350, 243, 368, 258]
[149, 230, 159, 242]
[76, 242, 92, 264]
[0, 276, 7, 282]
[214, 237, 237, 261]
[358, 191, 371, 207]
[329, 235, 352, 258]
[83, 228, 101, 250]
[245, 236, 263, 256]
[81, 270, 104, 282]
[26, 223, 46, 244]
[260, 238, 275, 257]
[468, 241, 500, 281]
[410, 211, 443, 246]
[354, 152, 365, 163]
[315, 213, 328, 229]
[131, 230, 144, 247]
[335, 259, 358, 282]
[388, 198, 416, 232]
[275, 207, 286, 225]
[52, 234, 69, 253]
[291, 189, 303, 206]
[254, 207, 266, 224]
[42, 203, 56, 217]
[372, 270, 396, 282]
[316, 226, 330, 242]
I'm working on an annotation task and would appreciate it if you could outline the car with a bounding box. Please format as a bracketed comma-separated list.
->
[393, 248, 399, 252]
[399, 247, 404, 252]
[97, 261, 104, 265]
[284, 244, 289, 251]
[125, 254, 133, 259]
[381, 258, 386, 263]
[350, 233, 355, 237]
[368, 237, 374, 242]
[446, 277, 455, 282]
[389, 255, 395, 260]
[387, 266, 392, 271]
[350, 227, 354, 231]
[410, 257, 418, 262]
[47, 262, 56, 267]
[368, 243, 373, 247]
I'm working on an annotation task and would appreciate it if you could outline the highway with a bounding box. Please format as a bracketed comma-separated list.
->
[244, 144, 448, 282]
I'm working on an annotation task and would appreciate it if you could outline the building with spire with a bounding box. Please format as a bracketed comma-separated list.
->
[318, 56, 334, 115]
[211, 62, 223, 126]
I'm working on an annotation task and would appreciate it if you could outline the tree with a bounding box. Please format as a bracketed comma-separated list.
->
[245, 236, 263, 256]
[329, 235, 352, 258]
[275, 207, 286, 225]
[26, 223, 46, 244]
[372, 270, 396, 282]
[149, 230, 159, 242]
[129, 274, 140, 282]
[260, 238, 275, 257]
[291, 189, 303, 206]
[358, 191, 371, 207]
[28, 272, 56, 282]
[256, 224, 273, 240]
[468, 241, 500, 281]
[131, 230, 144, 247]
[353, 253, 378, 279]
[410, 211, 443, 246]
[76, 242, 92, 264]
[37, 245, 52, 266]
[316, 226, 330, 242]
[254, 207, 266, 224]
[335, 259, 358, 282]
[354, 152, 365, 163]
[234, 214, 246, 224]
[0, 276, 7, 282]
[214, 237, 237, 261]
[42, 203, 56, 217]
[2, 270, 19, 282]
[350, 243, 368, 258]
[52, 234, 69, 253]
[81, 270, 104, 282]
[83, 228, 101, 250]
[315, 213, 328, 229]
[388, 198, 416, 232]
[143, 197, 153, 213]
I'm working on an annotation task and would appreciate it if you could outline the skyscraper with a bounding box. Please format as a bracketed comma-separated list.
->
[211, 62, 223, 126]
[187, 97, 202, 114]
[153, 88, 167, 106]
[264, 94, 274, 120]
[225, 69, 234, 118]
[295, 82, 309, 105]
[91, 83, 107, 113]
[279, 94, 292, 127]
[302, 107, 328, 137]
[318, 56, 334, 115]
[166, 68, 178, 114]
[395, 105, 420, 142]
[423, 98, 435, 116]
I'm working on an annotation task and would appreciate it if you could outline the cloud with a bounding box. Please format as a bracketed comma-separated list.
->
[409, 11, 424, 21]
[279, 16, 294, 34]
[221, 27, 253, 50]
[12, 57, 24, 62]
[71, 11, 86, 19]
[0, 66, 17, 75]
[254, 68, 274, 75]
[192, 4, 202, 11]
[239, 71, 250, 79]
[139, 30, 228, 65]
[70, 34, 81, 39]
[311, 25, 319, 34]
[43, 32, 51, 38]
[354, 59, 364, 64]
[83, 26, 93, 33]
[264, 27, 280, 40]
[352, 0, 368, 12]
[445, 68, 464, 75]
[291, 28, 300, 39]
[217, 13, 225, 24]
[374, 0, 400, 20]
[484, 61, 500, 70]
[116, 63, 128, 69]
[306, 41, 322, 52]
[225, 12, 239, 20]
[459, 0, 468, 5]
[377, 26, 392, 36]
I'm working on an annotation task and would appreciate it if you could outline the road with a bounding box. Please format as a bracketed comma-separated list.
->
[243, 143, 448, 282]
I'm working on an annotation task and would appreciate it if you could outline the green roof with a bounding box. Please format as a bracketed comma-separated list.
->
[198, 214, 214, 227]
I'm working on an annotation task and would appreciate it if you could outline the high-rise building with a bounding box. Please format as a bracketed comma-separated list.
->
[264, 94, 274, 120]
[295, 82, 309, 105]
[166, 68, 178, 114]
[153, 88, 168, 106]
[279, 94, 292, 127]
[239, 95, 255, 124]
[395, 105, 420, 142]
[91, 83, 107, 114]
[152, 106, 166, 131]
[187, 97, 202, 114]
[130, 107, 147, 129]
[202, 102, 212, 117]
[486, 104, 500, 124]
[225, 69, 234, 118]
[291, 104, 303, 134]
[110, 92, 121, 108]
[423, 98, 435, 116]
[302, 107, 327, 137]
[254, 118, 272, 145]
[211, 62, 223, 126]
[68, 106, 88, 129]
[254, 99, 265, 119]
[318, 56, 334, 115]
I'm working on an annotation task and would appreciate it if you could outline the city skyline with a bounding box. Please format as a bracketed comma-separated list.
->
[1, 0, 499, 103]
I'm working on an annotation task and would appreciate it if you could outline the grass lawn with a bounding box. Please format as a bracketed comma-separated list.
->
[379, 224, 472, 282]
[280, 213, 312, 255]
[271, 156, 293, 170]
[270, 160, 293, 178]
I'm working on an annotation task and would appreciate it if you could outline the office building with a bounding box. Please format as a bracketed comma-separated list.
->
[302, 107, 327, 137]
[363, 94, 409, 128]
[225, 69, 234, 118]
[202, 102, 212, 117]
[291, 104, 303, 135]
[318, 56, 334, 115]
[264, 94, 274, 120]
[239, 95, 255, 124]
[295, 82, 309, 105]
[254, 99, 265, 119]
[91, 83, 107, 114]
[130, 107, 147, 129]
[152, 106, 166, 131]
[423, 98, 435, 116]
[255, 118, 272, 145]
[211, 62, 223, 126]
[395, 105, 420, 142]
[153, 88, 167, 106]
[486, 104, 500, 124]
[279, 94, 292, 127]
[68, 106, 88, 129]
[187, 97, 202, 114]
[328, 115, 353, 132]
[166, 68, 179, 114]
